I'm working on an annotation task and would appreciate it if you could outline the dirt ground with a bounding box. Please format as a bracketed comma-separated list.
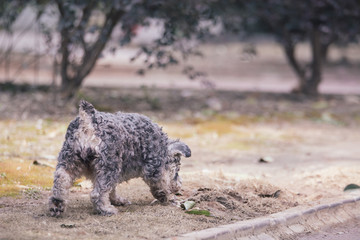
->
[0, 176, 298, 240]
[0, 85, 359, 239]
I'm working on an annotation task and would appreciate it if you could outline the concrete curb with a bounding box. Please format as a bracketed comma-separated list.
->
[168, 191, 360, 240]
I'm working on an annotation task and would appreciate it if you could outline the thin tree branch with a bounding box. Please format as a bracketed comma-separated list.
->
[76, 1, 96, 52]
[282, 32, 306, 82]
[54, 0, 71, 86]
[75, 7, 125, 83]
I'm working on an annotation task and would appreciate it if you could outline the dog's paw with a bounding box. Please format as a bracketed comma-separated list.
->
[150, 199, 160, 205]
[97, 205, 118, 216]
[110, 196, 131, 206]
[153, 190, 169, 204]
[150, 198, 170, 206]
[49, 197, 65, 217]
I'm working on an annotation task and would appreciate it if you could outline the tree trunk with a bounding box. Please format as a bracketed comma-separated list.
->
[308, 28, 322, 95]
[320, 42, 330, 64]
[60, 77, 83, 100]
[56, 1, 124, 100]
[295, 28, 322, 96]
[283, 29, 322, 96]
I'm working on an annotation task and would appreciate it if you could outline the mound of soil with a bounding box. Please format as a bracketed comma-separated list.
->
[179, 176, 298, 222]
[187, 188, 285, 220]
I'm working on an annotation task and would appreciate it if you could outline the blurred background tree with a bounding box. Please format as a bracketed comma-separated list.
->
[248, 0, 360, 95]
[208, 0, 360, 95]
[0, 0, 359, 99]
[39, 0, 215, 99]
[0, 1, 31, 81]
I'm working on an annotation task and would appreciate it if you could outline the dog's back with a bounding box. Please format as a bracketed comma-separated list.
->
[77, 100, 168, 161]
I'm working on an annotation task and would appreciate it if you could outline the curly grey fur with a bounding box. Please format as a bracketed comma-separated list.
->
[49, 100, 191, 216]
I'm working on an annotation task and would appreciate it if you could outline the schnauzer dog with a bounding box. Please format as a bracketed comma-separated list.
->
[49, 100, 191, 216]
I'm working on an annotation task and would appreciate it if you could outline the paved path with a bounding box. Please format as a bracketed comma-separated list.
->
[169, 193, 360, 240]
[297, 218, 360, 240]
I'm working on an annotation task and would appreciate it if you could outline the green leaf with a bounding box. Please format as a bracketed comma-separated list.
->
[344, 184, 360, 191]
[185, 210, 211, 216]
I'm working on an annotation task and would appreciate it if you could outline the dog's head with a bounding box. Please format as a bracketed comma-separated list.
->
[165, 140, 191, 194]
[149, 140, 191, 203]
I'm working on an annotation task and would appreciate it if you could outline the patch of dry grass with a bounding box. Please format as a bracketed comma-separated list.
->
[163, 117, 304, 153]
[0, 115, 308, 198]
[0, 184, 21, 197]
[0, 115, 317, 198]
[0, 159, 54, 197]
[0, 120, 66, 159]
[0, 120, 66, 197]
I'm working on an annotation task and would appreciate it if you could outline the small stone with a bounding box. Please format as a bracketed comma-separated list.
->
[288, 224, 305, 233]
[259, 156, 274, 163]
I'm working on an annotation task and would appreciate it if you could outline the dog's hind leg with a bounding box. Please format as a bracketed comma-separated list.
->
[90, 163, 120, 215]
[91, 183, 118, 215]
[110, 186, 131, 206]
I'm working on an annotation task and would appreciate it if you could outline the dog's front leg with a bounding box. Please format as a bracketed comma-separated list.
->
[91, 170, 119, 216]
[49, 167, 75, 217]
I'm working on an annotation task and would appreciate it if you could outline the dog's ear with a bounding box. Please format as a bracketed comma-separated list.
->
[168, 140, 191, 158]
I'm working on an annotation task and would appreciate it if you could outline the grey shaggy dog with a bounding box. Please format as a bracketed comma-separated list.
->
[49, 100, 191, 216]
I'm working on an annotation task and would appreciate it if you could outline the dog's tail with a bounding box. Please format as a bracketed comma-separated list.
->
[79, 100, 95, 124]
